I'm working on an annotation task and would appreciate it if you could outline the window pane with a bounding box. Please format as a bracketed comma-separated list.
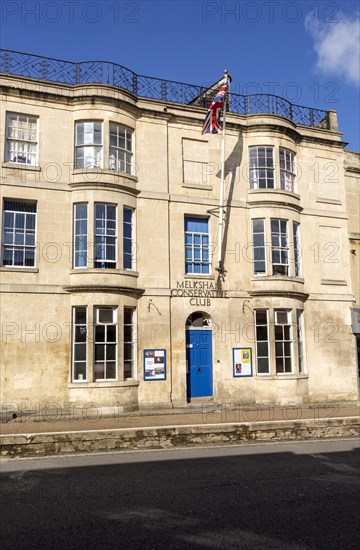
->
[74, 307, 86, 326]
[255, 310, 267, 324]
[107, 345, 116, 361]
[75, 344, 86, 361]
[95, 344, 105, 361]
[74, 362, 86, 381]
[107, 325, 116, 342]
[106, 362, 116, 379]
[256, 326, 268, 341]
[257, 358, 269, 374]
[95, 325, 105, 342]
[75, 325, 87, 342]
[94, 362, 105, 380]
[257, 342, 269, 356]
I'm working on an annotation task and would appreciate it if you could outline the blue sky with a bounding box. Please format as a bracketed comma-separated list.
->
[1, 0, 359, 150]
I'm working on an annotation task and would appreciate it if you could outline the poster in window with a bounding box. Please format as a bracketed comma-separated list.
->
[232, 348, 252, 377]
[144, 349, 166, 380]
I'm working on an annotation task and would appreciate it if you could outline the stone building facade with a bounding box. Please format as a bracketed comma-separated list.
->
[0, 50, 359, 414]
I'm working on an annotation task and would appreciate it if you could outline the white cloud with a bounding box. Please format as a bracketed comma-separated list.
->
[305, 12, 360, 86]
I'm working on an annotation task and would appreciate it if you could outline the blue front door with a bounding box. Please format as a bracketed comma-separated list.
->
[186, 329, 213, 398]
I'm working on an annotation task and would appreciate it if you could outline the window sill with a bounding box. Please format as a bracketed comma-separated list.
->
[69, 379, 139, 388]
[256, 374, 308, 380]
[251, 276, 304, 283]
[2, 162, 41, 172]
[72, 168, 138, 182]
[182, 183, 213, 191]
[184, 274, 215, 279]
[69, 268, 139, 277]
[316, 198, 342, 205]
[248, 188, 300, 199]
[320, 279, 347, 286]
[0, 266, 38, 273]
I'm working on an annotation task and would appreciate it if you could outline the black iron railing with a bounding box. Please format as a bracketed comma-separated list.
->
[0, 49, 330, 129]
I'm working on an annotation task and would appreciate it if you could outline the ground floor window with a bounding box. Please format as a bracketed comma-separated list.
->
[71, 306, 136, 382]
[275, 310, 292, 373]
[94, 307, 117, 380]
[124, 307, 136, 379]
[255, 308, 304, 375]
[72, 307, 87, 381]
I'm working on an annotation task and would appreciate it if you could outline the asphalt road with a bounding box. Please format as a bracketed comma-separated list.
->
[1, 439, 359, 550]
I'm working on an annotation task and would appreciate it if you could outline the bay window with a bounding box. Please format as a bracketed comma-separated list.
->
[75, 121, 102, 169]
[280, 148, 296, 192]
[249, 146, 275, 189]
[271, 219, 288, 276]
[254, 309, 303, 375]
[109, 123, 134, 175]
[94, 203, 117, 269]
[275, 310, 293, 373]
[94, 307, 117, 381]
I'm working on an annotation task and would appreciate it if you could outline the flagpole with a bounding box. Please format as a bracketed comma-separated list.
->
[217, 69, 229, 279]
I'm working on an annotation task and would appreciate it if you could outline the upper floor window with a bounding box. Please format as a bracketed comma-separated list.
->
[271, 219, 288, 276]
[252, 219, 266, 275]
[185, 217, 210, 275]
[252, 218, 301, 277]
[249, 146, 274, 189]
[5, 113, 38, 165]
[73, 203, 88, 268]
[2, 200, 36, 267]
[94, 203, 116, 269]
[123, 208, 133, 270]
[293, 222, 301, 277]
[109, 124, 134, 175]
[75, 121, 102, 169]
[280, 148, 296, 192]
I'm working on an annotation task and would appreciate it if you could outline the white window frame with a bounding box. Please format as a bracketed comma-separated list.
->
[72, 307, 87, 382]
[73, 203, 88, 269]
[252, 218, 267, 275]
[293, 222, 301, 277]
[255, 309, 270, 375]
[274, 310, 293, 374]
[271, 219, 289, 276]
[75, 120, 103, 169]
[2, 200, 37, 267]
[296, 310, 305, 374]
[94, 203, 117, 269]
[94, 307, 118, 381]
[5, 112, 39, 165]
[249, 146, 275, 189]
[109, 123, 134, 175]
[124, 307, 136, 379]
[123, 207, 134, 270]
[280, 148, 296, 192]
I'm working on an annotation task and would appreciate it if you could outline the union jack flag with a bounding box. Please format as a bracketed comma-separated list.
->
[201, 78, 228, 135]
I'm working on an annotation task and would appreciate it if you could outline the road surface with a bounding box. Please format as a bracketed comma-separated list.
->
[1, 439, 359, 549]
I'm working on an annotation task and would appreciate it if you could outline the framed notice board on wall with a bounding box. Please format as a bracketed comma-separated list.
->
[144, 349, 166, 380]
[232, 348, 253, 377]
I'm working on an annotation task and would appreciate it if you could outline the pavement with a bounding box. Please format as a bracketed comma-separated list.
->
[1, 400, 360, 433]
[1, 400, 359, 458]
